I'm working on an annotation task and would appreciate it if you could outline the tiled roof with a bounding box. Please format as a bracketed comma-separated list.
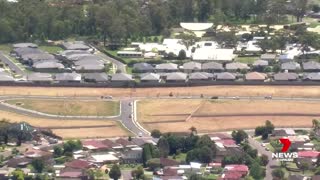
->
[298, 151, 320, 158]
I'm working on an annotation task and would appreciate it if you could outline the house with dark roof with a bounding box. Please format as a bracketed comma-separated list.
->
[216, 72, 236, 81]
[202, 62, 224, 73]
[133, 63, 154, 73]
[252, 60, 268, 67]
[274, 72, 299, 81]
[245, 72, 267, 81]
[281, 62, 301, 71]
[166, 72, 187, 82]
[160, 158, 179, 167]
[260, 53, 276, 62]
[182, 62, 201, 73]
[155, 63, 178, 72]
[111, 73, 133, 82]
[54, 72, 81, 83]
[62, 42, 90, 51]
[32, 61, 65, 72]
[303, 73, 320, 81]
[82, 73, 109, 83]
[7, 157, 32, 168]
[121, 147, 143, 163]
[82, 140, 109, 151]
[225, 62, 249, 72]
[188, 72, 214, 81]
[101, 139, 123, 149]
[303, 61, 320, 72]
[140, 73, 161, 83]
[115, 138, 137, 148]
[13, 43, 38, 49]
[56, 168, 86, 180]
[27, 73, 53, 83]
[65, 159, 93, 170]
[220, 164, 249, 180]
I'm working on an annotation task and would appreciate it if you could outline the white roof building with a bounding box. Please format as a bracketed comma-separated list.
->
[192, 48, 235, 62]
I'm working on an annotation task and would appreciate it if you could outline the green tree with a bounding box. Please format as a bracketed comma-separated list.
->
[146, 158, 161, 171]
[53, 146, 63, 157]
[151, 129, 162, 138]
[259, 154, 269, 166]
[109, 164, 121, 180]
[232, 130, 248, 144]
[157, 137, 170, 158]
[142, 144, 152, 167]
[131, 166, 144, 179]
[31, 159, 45, 173]
[272, 168, 285, 179]
[177, 50, 186, 60]
[300, 162, 310, 174]
[250, 162, 263, 179]
[11, 169, 25, 180]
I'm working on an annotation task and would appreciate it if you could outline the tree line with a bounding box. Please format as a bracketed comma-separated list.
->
[0, 0, 315, 44]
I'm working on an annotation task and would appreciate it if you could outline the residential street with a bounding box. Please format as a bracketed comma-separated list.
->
[0, 51, 25, 76]
[248, 136, 279, 180]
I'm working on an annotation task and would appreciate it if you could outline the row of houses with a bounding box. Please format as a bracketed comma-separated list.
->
[10, 42, 107, 74]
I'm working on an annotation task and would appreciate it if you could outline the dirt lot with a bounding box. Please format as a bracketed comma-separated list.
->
[0, 110, 128, 138]
[5, 99, 119, 116]
[137, 99, 318, 133]
[52, 126, 129, 139]
[1, 86, 320, 98]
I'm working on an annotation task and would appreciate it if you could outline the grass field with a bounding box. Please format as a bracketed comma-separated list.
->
[235, 56, 258, 64]
[38, 45, 63, 54]
[137, 99, 317, 133]
[5, 99, 120, 116]
[0, 109, 128, 138]
[2, 86, 320, 98]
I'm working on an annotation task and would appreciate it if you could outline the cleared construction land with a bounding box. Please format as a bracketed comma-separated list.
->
[1, 86, 320, 98]
[0, 110, 128, 138]
[137, 99, 318, 133]
[5, 99, 120, 116]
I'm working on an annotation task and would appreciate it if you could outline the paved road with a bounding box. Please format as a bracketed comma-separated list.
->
[248, 136, 279, 180]
[119, 99, 150, 137]
[0, 51, 25, 76]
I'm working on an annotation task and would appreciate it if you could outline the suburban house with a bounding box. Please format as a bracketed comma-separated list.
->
[216, 72, 236, 81]
[13, 43, 38, 49]
[303, 61, 320, 72]
[245, 72, 267, 81]
[110, 73, 133, 82]
[252, 60, 269, 67]
[273, 72, 299, 81]
[32, 60, 65, 72]
[140, 73, 161, 83]
[220, 164, 249, 180]
[82, 73, 109, 83]
[225, 62, 249, 72]
[202, 62, 224, 73]
[27, 73, 53, 83]
[297, 151, 320, 164]
[260, 54, 277, 62]
[56, 168, 87, 180]
[120, 147, 143, 163]
[272, 129, 296, 137]
[61, 41, 91, 51]
[281, 62, 301, 71]
[82, 140, 109, 151]
[54, 72, 82, 83]
[182, 62, 202, 73]
[188, 72, 214, 81]
[155, 63, 178, 72]
[133, 63, 154, 73]
[303, 73, 320, 81]
[65, 159, 93, 170]
[166, 72, 187, 82]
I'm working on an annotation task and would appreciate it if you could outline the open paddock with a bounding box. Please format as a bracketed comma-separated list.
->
[5, 99, 120, 116]
[1, 86, 320, 98]
[0, 110, 128, 138]
[137, 99, 317, 133]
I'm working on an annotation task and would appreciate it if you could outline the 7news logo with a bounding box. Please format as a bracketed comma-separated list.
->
[271, 138, 298, 161]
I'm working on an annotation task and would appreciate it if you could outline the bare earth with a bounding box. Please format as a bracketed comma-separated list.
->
[1, 86, 320, 98]
[0, 110, 128, 138]
[138, 99, 317, 133]
[5, 99, 119, 116]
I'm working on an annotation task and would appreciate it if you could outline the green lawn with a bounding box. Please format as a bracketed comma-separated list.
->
[235, 56, 258, 64]
[39, 45, 63, 54]
[266, 143, 275, 152]
[169, 153, 186, 162]
[0, 44, 12, 53]
[5, 99, 120, 116]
